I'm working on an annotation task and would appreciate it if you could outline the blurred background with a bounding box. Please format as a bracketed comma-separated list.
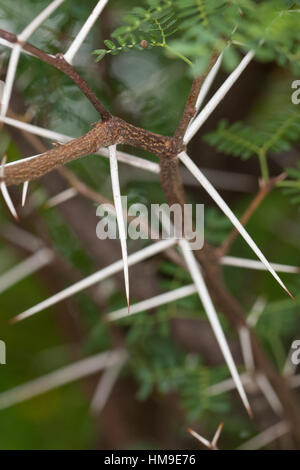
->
[0, 0, 300, 450]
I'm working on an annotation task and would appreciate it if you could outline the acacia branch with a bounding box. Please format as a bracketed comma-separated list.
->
[5, 120, 114, 185]
[4, 116, 174, 186]
[0, 27, 177, 186]
[0, 28, 111, 121]
[173, 52, 219, 149]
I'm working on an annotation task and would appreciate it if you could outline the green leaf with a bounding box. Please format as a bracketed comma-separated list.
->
[92, 49, 107, 61]
[104, 39, 116, 50]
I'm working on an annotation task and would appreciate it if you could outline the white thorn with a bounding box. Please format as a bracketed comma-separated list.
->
[1, 223, 43, 252]
[18, 0, 65, 42]
[184, 50, 255, 143]
[238, 327, 255, 373]
[0, 37, 35, 58]
[64, 0, 109, 64]
[105, 284, 197, 322]
[0, 349, 125, 410]
[0, 80, 5, 103]
[0, 182, 18, 220]
[179, 238, 252, 417]
[211, 423, 224, 448]
[189, 53, 223, 127]
[12, 239, 177, 323]
[46, 187, 78, 208]
[188, 423, 224, 450]
[208, 370, 300, 397]
[255, 373, 284, 416]
[0, 115, 72, 142]
[179, 152, 293, 299]
[0, 248, 54, 294]
[247, 296, 266, 328]
[0, 45, 21, 117]
[109, 145, 130, 310]
[188, 428, 211, 449]
[237, 421, 289, 450]
[90, 351, 127, 414]
[22, 181, 29, 207]
[221, 256, 300, 274]
[206, 373, 252, 396]
[0, 156, 18, 220]
[99, 147, 160, 174]
[1, 0, 64, 117]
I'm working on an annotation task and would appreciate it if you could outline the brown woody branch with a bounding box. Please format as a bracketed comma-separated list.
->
[0, 29, 111, 121]
[160, 53, 220, 211]
[0, 28, 178, 188]
[0, 28, 179, 187]
[218, 183, 270, 257]
[4, 116, 174, 186]
[173, 52, 219, 149]
[5, 120, 114, 185]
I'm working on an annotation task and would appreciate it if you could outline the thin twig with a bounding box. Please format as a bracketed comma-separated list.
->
[0, 28, 111, 120]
